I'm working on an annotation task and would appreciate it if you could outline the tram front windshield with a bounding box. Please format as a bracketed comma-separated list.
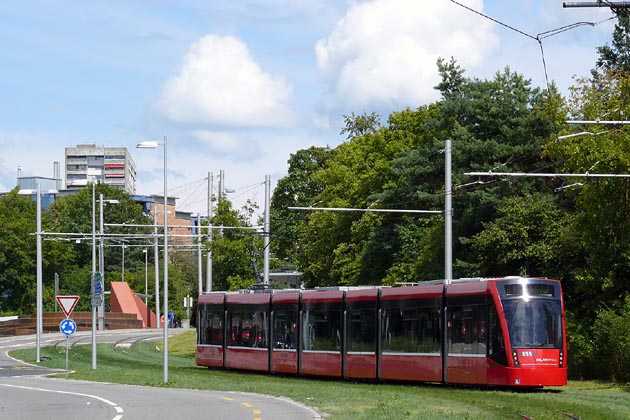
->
[502, 298, 563, 349]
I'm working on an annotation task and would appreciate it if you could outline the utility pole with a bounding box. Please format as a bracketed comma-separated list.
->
[35, 183, 42, 363]
[206, 172, 213, 292]
[98, 194, 106, 331]
[442, 139, 452, 385]
[444, 140, 452, 285]
[566, 120, 630, 125]
[263, 175, 271, 285]
[153, 206, 160, 328]
[564, 1, 630, 8]
[91, 182, 97, 369]
[197, 213, 203, 294]
[218, 169, 224, 204]
[54, 273, 59, 312]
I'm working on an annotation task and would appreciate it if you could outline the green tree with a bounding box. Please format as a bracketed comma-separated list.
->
[46, 184, 151, 306]
[376, 64, 560, 281]
[297, 115, 420, 286]
[207, 198, 261, 291]
[594, 9, 630, 75]
[549, 67, 630, 316]
[472, 195, 574, 278]
[270, 146, 334, 267]
[0, 189, 37, 314]
[340, 111, 382, 139]
[591, 299, 630, 382]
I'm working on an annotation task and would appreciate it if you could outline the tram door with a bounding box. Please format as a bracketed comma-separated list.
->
[446, 297, 487, 384]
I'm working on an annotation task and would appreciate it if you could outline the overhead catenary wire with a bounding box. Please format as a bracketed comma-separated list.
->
[448, 0, 615, 106]
[465, 170, 630, 178]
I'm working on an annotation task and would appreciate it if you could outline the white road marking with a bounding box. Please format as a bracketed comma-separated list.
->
[0, 383, 124, 420]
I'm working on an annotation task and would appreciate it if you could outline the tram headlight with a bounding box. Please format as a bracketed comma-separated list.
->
[559, 350, 564, 368]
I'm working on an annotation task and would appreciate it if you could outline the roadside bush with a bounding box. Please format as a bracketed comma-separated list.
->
[591, 299, 630, 382]
[566, 311, 596, 380]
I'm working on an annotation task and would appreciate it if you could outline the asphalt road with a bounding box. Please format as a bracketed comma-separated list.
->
[0, 330, 322, 420]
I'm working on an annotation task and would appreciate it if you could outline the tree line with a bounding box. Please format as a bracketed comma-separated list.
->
[269, 12, 630, 381]
[2, 10, 630, 382]
[0, 183, 263, 322]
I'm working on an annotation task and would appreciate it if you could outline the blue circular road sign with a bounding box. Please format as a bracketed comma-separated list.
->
[59, 318, 77, 336]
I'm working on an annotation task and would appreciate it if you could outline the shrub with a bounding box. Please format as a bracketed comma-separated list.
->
[591, 299, 630, 382]
[566, 311, 596, 380]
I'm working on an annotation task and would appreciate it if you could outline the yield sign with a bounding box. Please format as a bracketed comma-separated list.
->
[56, 295, 80, 317]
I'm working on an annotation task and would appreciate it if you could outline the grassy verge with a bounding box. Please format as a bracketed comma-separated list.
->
[10, 331, 630, 419]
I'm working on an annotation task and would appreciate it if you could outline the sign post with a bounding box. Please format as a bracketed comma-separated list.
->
[183, 295, 193, 322]
[56, 295, 80, 318]
[91, 273, 103, 307]
[56, 295, 79, 378]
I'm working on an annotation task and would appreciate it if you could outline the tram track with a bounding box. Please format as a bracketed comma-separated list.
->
[48, 330, 164, 353]
[516, 409, 581, 419]
[467, 394, 583, 420]
[559, 411, 581, 419]
[111, 333, 163, 351]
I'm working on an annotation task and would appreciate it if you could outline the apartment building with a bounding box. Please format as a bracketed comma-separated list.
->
[65, 144, 137, 194]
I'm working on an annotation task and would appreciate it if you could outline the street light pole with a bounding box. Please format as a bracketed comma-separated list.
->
[263, 175, 271, 285]
[206, 172, 213, 292]
[137, 135, 169, 383]
[91, 182, 97, 369]
[122, 244, 126, 281]
[99, 195, 119, 331]
[35, 183, 42, 363]
[197, 213, 202, 294]
[444, 139, 452, 285]
[153, 207, 160, 329]
[143, 248, 148, 305]
[98, 195, 105, 331]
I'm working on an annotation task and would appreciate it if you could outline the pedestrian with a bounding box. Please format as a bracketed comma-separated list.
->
[168, 310, 175, 328]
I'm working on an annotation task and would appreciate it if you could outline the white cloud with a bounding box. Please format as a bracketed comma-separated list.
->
[192, 129, 261, 159]
[315, 0, 499, 108]
[154, 34, 297, 128]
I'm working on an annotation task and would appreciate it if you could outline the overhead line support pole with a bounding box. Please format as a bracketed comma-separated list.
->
[563, 2, 630, 7]
[566, 120, 630, 124]
[465, 171, 630, 178]
[91, 182, 97, 369]
[287, 207, 442, 214]
[207, 172, 213, 293]
[36, 184, 42, 363]
[263, 175, 271, 285]
[442, 139, 452, 385]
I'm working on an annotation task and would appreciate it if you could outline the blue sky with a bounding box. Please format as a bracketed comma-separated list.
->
[0, 0, 616, 217]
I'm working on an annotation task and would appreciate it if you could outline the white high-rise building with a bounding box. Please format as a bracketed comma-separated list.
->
[65, 144, 137, 194]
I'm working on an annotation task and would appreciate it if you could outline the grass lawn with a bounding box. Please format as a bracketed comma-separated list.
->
[10, 330, 630, 419]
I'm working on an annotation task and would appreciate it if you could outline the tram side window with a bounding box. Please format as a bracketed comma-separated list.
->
[347, 308, 377, 353]
[448, 305, 486, 355]
[228, 308, 269, 348]
[382, 303, 440, 354]
[200, 305, 224, 346]
[273, 309, 297, 349]
[302, 307, 342, 351]
[488, 304, 507, 365]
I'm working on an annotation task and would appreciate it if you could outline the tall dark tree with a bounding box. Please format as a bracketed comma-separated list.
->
[297, 110, 422, 286]
[270, 146, 334, 267]
[380, 63, 560, 280]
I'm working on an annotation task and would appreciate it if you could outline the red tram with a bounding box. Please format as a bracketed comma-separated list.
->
[196, 277, 567, 387]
